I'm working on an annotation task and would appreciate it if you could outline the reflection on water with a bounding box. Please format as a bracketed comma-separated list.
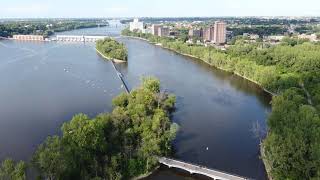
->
[118, 38, 271, 180]
[0, 26, 270, 180]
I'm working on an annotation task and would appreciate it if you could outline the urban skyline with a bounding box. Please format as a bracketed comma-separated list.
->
[1, 0, 320, 18]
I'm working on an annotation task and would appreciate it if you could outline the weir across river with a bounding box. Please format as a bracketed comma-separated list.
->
[54, 35, 109, 42]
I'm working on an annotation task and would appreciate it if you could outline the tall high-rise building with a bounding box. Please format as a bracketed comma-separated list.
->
[151, 25, 162, 36]
[129, 18, 144, 32]
[189, 28, 203, 38]
[158, 27, 170, 37]
[213, 21, 227, 44]
[203, 26, 214, 42]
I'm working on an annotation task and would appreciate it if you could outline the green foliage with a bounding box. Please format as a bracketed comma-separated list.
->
[0, 20, 107, 38]
[0, 159, 27, 180]
[228, 26, 287, 37]
[281, 37, 310, 46]
[123, 28, 320, 180]
[264, 89, 320, 180]
[32, 77, 177, 180]
[141, 77, 160, 93]
[96, 38, 128, 61]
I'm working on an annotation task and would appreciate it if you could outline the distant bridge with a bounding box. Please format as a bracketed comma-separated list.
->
[159, 157, 251, 180]
[53, 35, 109, 42]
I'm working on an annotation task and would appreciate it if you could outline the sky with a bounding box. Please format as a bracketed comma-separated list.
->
[1, 0, 320, 18]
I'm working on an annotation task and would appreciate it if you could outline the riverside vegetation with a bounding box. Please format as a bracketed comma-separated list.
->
[96, 38, 128, 62]
[0, 20, 107, 38]
[0, 77, 178, 180]
[122, 28, 320, 180]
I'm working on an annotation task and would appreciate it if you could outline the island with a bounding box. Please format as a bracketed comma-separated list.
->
[0, 77, 178, 180]
[96, 38, 128, 63]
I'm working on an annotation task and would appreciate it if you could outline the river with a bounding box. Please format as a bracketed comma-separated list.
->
[0, 25, 271, 179]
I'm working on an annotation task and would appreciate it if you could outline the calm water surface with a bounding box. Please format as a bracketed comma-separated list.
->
[0, 26, 271, 179]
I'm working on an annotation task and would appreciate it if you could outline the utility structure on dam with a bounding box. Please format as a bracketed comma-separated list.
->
[54, 35, 109, 42]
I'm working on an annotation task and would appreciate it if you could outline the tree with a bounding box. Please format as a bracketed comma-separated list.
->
[0, 159, 27, 180]
[32, 77, 177, 180]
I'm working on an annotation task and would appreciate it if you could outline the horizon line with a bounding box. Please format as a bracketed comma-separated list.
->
[1, 15, 320, 19]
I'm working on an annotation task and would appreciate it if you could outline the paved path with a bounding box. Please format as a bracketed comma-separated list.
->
[300, 82, 313, 105]
[159, 157, 251, 180]
[110, 61, 130, 94]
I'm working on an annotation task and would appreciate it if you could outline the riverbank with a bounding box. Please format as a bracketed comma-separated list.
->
[122, 34, 274, 180]
[260, 144, 273, 180]
[0, 26, 273, 180]
[122, 35, 275, 96]
[155, 39, 276, 178]
[132, 166, 160, 180]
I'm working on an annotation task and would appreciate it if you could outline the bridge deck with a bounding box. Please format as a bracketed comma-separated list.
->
[159, 157, 250, 180]
[110, 61, 130, 94]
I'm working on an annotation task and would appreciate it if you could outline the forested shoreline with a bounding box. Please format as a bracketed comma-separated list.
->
[0, 77, 178, 180]
[96, 38, 128, 62]
[122, 29, 320, 180]
[0, 21, 107, 38]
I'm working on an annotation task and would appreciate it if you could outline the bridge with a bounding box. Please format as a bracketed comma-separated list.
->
[110, 61, 130, 94]
[159, 157, 251, 180]
[53, 35, 109, 42]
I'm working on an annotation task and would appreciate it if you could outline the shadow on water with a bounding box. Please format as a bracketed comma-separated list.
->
[143, 165, 212, 180]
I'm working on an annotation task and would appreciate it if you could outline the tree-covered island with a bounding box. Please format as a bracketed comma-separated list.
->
[96, 38, 128, 62]
[0, 77, 178, 180]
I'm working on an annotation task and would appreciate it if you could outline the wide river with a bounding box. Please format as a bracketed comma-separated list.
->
[0, 26, 271, 179]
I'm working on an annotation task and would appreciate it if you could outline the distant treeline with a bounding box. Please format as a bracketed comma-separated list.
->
[0, 20, 108, 38]
[121, 17, 320, 26]
[122, 28, 320, 180]
[227, 26, 287, 36]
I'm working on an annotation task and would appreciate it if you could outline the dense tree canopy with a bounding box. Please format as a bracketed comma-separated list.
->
[227, 26, 287, 37]
[96, 38, 128, 61]
[0, 159, 27, 180]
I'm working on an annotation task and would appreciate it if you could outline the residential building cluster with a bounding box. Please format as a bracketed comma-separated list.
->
[128, 18, 320, 47]
[129, 19, 227, 45]
[297, 33, 318, 42]
[129, 19, 171, 37]
[187, 21, 227, 44]
[182, 21, 228, 44]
